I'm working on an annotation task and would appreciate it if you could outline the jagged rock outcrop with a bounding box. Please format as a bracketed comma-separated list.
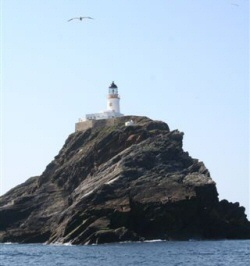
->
[0, 116, 249, 244]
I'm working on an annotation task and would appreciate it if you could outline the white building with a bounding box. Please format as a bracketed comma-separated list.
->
[83, 81, 124, 121]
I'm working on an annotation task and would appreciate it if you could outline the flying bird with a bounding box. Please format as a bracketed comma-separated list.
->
[67, 17, 94, 22]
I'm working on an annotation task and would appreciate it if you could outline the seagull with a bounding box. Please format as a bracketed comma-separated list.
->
[67, 17, 94, 22]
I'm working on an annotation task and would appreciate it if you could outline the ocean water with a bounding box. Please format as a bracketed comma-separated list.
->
[0, 240, 249, 266]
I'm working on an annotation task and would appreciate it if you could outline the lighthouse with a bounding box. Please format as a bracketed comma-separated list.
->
[107, 81, 120, 113]
[83, 81, 124, 121]
[76, 81, 124, 131]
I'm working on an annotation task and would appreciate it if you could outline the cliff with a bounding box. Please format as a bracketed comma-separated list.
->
[0, 116, 249, 244]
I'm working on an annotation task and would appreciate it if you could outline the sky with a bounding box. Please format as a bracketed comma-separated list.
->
[0, 0, 249, 217]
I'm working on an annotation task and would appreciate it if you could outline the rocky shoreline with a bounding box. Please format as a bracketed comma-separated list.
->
[1, 116, 250, 244]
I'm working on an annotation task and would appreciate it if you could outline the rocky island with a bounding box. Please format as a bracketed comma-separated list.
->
[0, 116, 250, 244]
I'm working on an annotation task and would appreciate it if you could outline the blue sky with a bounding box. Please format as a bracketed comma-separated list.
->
[1, 0, 249, 217]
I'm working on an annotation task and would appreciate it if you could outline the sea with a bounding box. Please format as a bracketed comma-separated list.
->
[0, 240, 249, 266]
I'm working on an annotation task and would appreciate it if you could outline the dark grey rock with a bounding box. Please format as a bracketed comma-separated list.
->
[0, 116, 249, 244]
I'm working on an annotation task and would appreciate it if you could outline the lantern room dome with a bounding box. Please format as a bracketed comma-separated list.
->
[109, 81, 118, 89]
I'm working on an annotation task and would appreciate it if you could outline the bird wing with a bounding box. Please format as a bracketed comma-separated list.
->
[79, 16, 94, 20]
[67, 17, 80, 22]
[68, 17, 94, 22]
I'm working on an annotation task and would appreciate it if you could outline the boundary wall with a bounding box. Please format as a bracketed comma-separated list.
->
[75, 118, 116, 132]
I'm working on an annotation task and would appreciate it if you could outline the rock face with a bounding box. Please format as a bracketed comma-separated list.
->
[0, 116, 250, 244]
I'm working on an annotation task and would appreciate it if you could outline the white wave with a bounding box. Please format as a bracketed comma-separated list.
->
[144, 239, 166, 243]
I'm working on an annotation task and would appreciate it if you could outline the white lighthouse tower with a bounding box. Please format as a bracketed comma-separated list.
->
[84, 81, 124, 120]
[107, 81, 120, 113]
[76, 81, 124, 131]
